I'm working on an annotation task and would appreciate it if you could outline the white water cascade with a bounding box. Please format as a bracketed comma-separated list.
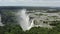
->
[0, 15, 4, 26]
[17, 9, 34, 31]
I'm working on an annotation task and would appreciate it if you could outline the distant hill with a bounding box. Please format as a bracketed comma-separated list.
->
[0, 6, 60, 10]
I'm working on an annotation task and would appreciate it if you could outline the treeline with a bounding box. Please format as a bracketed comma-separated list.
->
[1, 10, 17, 24]
[0, 23, 60, 34]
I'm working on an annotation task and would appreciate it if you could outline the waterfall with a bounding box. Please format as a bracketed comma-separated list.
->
[16, 9, 53, 31]
[0, 15, 4, 26]
[17, 9, 34, 31]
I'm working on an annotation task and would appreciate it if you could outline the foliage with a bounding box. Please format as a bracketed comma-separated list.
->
[0, 24, 60, 34]
[1, 10, 17, 24]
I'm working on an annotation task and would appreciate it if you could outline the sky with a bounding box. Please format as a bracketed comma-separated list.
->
[0, 0, 60, 7]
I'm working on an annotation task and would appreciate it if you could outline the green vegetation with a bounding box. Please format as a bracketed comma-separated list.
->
[1, 10, 17, 24]
[0, 23, 60, 34]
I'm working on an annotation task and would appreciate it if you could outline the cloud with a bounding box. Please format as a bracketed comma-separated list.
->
[0, 0, 60, 7]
